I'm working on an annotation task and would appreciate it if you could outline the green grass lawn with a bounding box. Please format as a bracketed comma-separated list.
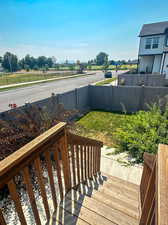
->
[0, 72, 75, 86]
[95, 77, 117, 86]
[87, 64, 137, 70]
[71, 111, 132, 147]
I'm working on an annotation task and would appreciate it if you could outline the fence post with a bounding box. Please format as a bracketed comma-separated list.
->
[75, 88, 78, 110]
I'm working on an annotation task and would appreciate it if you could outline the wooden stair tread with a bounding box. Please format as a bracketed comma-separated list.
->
[60, 196, 116, 225]
[77, 184, 140, 220]
[67, 190, 139, 225]
[50, 205, 89, 225]
[96, 185, 139, 207]
[99, 181, 139, 201]
[101, 173, 140, 192]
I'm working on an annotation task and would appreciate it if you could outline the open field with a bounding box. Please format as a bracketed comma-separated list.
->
[0, 72, 76, 86]
[87, 64, 137, 70]
[71, 111, 132, 147]
[49, 64, 137, 71]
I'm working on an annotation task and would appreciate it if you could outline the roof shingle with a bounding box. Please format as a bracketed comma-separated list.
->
[139, 21, 168, 37]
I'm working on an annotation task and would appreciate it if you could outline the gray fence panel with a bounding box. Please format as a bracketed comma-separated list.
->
[118, 74, 165, 87]
[111, 86, 142, 112]
[58, 90, 76, 110]
[142, 87, 168, 110]
[77, 86, 90, 111]
[89, 86, 113, 111]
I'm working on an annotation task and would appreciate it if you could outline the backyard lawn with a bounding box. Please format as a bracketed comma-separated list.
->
[72, 105, 168, 163]
[72, 111, 131, 147]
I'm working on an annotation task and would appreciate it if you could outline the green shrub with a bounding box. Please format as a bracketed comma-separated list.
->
[115, 104, 168, 162]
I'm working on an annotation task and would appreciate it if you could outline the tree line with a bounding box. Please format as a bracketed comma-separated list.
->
[0, 52, 54, 72]
[0, 51, 137, 72]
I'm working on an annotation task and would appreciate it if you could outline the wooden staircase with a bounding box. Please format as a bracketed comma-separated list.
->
[0, 122, 168, 225]
[52, 174, 140, 225]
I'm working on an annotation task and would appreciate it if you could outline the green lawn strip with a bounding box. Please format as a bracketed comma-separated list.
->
[95, 77, 117, 86]
[0, 73, 94, 92]
[72, 111, 132, 147]
[0, 72, 75, 86]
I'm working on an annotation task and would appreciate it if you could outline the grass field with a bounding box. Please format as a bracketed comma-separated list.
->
[95, 77, 117, 86]
[48, 64, 137, 71]
[87, 64, 137, 70]
[0, 72, 75, 86]
[71, 111, 132, 147]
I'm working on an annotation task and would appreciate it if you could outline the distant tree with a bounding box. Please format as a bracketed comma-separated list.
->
[2, 52, 18, 72]
[47, 57, 53, 68]
[37, 56, 47, 68]
[109, 60, 116, 65]
[24, 54, 37, 70]
[18, 58, 25, 69]
[33, 65, 39, 70]
[96, 52, 108, 66]
[0, 56, 2, 63]
[51, 56, 57, 66]
[25, 64, 30, 72]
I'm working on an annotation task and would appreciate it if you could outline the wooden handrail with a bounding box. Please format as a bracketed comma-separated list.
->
[0, 122, 66, 189]
[67, 132, 103, 147]
[0, 123, 103, 225]
[139, 144, 168, 225]
[157, 144, 168, 224]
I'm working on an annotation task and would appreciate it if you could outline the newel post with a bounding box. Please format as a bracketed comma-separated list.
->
[60, 126, 72, 192]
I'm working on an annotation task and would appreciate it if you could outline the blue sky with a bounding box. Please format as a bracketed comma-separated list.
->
[0, 0, 168, 62]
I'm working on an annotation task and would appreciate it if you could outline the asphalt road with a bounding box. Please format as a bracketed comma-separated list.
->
[0, 71, 123, 112]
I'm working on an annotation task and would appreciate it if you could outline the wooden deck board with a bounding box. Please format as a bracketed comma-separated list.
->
[50, 174, 140, 225]
[101, 173, 139, 191]
[61, 198, 116, 225]
[50, 206, 89, 225]
[67, 190, 139, 225]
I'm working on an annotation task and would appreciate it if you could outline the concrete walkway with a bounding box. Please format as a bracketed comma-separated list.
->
[100, 146, 143, 185]
[0, 72, 94, 89]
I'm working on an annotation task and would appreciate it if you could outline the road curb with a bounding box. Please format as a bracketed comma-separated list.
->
[0, 72, 96, 90]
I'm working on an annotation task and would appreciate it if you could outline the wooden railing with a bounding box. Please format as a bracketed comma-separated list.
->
[0, 122, 103, 225]
[67, 132, 103, 187]
[139, 144, 168, 225]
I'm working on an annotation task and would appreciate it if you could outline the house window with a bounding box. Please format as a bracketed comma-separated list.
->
[152, 37, 159, 48]
[145, 38, 152, 49]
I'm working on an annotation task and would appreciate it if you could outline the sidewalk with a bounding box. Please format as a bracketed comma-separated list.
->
[0, 72, 95, 89]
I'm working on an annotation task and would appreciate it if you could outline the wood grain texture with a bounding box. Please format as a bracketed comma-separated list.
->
[34, 157, 50, 221]
[53, 144, 64, 201]
[67, 190, 138, 225]
[22, 167, 41, 225]
[8, 179, 27, 225]
[0, 209, 6, 225]
[76, 145, 80, 185]
[44, 151, 57, 209]
[157, 144, 168, 225]
[0, 123, 66, 178]
[139, 161, 156, 225]
[70, 144, 77, 187]
[59, 133, 71, 192]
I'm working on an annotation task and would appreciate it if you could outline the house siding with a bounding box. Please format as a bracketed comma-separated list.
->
[139, 35, 165, 56]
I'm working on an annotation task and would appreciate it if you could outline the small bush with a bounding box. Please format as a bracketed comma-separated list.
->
[116, 104, 168, 162]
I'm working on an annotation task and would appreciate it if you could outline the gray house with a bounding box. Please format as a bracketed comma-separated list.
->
[138, 21, 168, 78]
